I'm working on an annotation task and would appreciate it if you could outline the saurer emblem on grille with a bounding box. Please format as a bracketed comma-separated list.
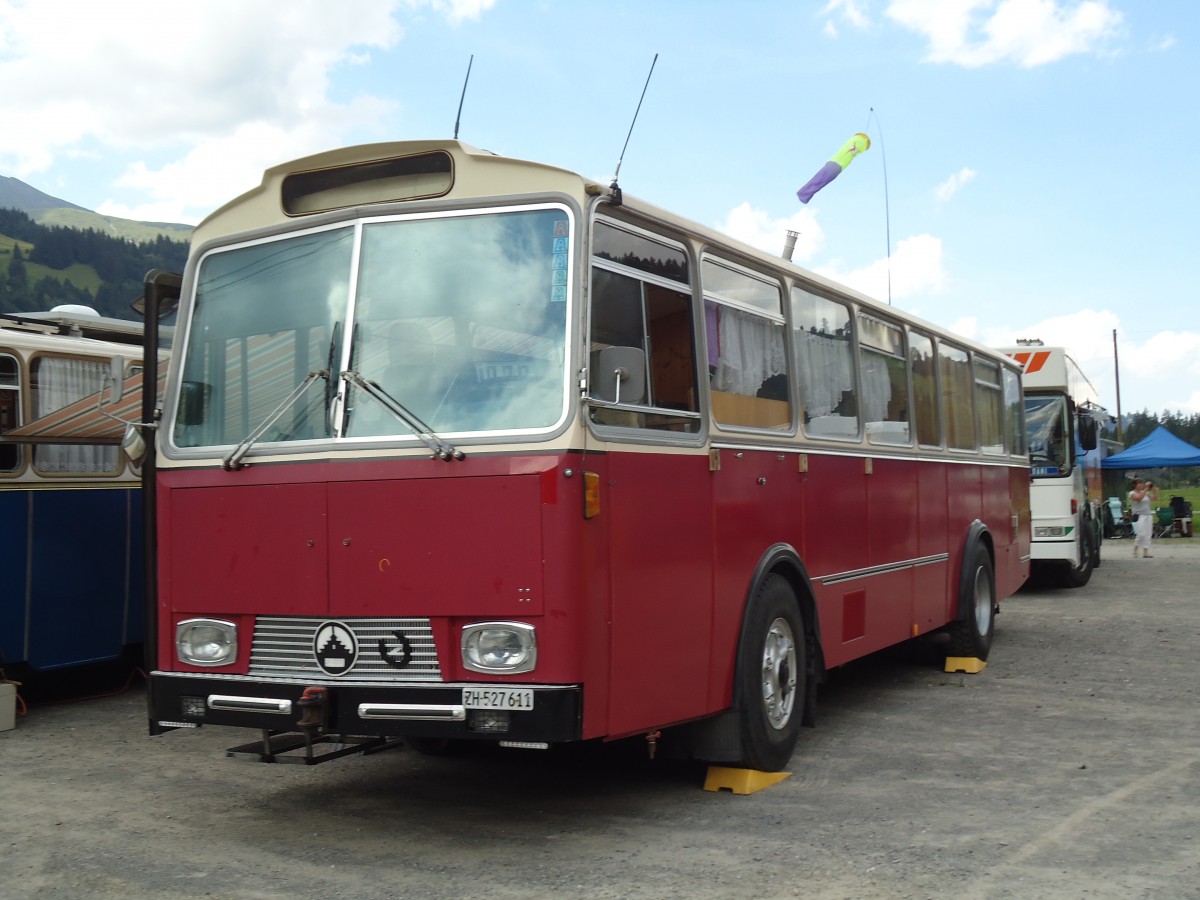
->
[378, 630, 413, 669]
[313, 622, 358, 676]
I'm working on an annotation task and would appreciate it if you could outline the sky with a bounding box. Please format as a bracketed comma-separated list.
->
[0, 0, 1195, 419]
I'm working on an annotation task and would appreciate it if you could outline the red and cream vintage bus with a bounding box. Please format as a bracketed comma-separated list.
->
[140, 141, 1029, 771]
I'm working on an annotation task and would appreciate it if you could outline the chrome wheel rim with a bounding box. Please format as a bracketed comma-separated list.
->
[761, 617, 798, 731]
[973, 565, 994, 634]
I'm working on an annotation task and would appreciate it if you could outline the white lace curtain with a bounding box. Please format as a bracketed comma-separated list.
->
[795, 329, 854, 417]
[709, 304, 787, 396]
[34, 357, 116, 473]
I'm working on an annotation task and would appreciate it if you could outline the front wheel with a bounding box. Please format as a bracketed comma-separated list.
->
[735, 574, 806, 772]
[1060, 525, 1094, 588]
[945, 543, 996, 661]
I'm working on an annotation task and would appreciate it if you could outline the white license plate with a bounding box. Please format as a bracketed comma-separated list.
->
[462, 687, 534, 710]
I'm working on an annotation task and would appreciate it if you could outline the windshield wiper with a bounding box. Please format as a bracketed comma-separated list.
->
[342, 370, 464, 461]
[223, 370, 329, 471]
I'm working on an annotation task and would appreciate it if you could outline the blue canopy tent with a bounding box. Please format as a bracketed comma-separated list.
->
[1101, 427, 1199, 537]
[1100, 426, 1200, 469]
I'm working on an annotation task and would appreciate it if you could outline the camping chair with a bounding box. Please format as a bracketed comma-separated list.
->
[1154, 507, 1175, 539]
[1105, 497, 1131, 539]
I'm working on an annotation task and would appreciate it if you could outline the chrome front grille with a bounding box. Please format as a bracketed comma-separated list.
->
[249, 616, 443, 683]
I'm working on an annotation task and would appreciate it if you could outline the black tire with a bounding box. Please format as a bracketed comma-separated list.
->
[735, 574, 806, 772]
[1060, 525, 1094, 588]
[946, 543, 996, 661]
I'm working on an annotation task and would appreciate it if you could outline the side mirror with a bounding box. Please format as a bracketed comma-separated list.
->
[589, 346, 646, 405]
[121, 423, 146, 466]
[1078, 415, 1098, 452]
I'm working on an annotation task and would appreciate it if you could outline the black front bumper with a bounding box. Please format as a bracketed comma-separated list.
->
[149, 672, 583, 744]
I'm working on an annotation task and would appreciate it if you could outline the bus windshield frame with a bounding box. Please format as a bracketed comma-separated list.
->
[168, 203, 574, 456]
[1026, 393, 1072, 477]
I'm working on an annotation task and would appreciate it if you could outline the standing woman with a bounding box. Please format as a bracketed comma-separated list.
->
[1129, 477, 1155, 558]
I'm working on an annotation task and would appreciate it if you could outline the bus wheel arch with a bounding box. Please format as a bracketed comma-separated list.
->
[732, 547, 823, 771]
[946, 525, 996, 661]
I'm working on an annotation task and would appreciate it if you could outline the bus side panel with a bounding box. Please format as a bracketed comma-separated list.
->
[943, 463, 983, 619]
[603, 451, 713, 737]
[867, 455, 920, 645]
[27, 488, 134, 670]
[0, 490, 30, 666]
[913, 463, 950, 633]
[999, 465, 1032, 598]
[709, 447, 811, 705]
[545, 457, 612, 740]
[802, 454, 871, 669]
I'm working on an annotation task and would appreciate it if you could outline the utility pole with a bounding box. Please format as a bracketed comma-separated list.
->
[1113, 328, 1123, 442]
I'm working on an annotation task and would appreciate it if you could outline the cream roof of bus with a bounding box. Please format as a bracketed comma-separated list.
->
[190, 140, 596, 246]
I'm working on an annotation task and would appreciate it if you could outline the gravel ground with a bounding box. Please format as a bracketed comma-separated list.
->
[2, 538, 1198, 899]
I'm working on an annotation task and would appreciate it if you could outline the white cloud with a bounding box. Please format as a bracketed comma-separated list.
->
[818, 233, 947, 305]
[821, 0, 872, 30]
[718, 202, 827, 262]
[885, 0, 1122, 68]
[0, 0, 490, 220]
[935, 167, 978, 205]
[406, 0, 496, 25]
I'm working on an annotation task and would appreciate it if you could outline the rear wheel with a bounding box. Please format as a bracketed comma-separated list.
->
[946, 544, 995, 661]
[736, 574, 806, 772]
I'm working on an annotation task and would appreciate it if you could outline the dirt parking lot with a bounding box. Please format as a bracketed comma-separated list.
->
[3, 539, 1199, 900]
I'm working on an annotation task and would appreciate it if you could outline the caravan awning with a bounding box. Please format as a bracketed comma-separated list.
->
[1, 372, 162, 445]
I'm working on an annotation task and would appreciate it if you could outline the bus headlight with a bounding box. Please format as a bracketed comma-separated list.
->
[176, 618, 238, 667]
[461, 622, 537, 674]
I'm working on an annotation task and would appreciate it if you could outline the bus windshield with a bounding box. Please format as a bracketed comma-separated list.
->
[173, 206, 571, 449]
[1026, 394, 1070, 476]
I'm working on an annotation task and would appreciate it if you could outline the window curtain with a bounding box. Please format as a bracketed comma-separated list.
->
[34, 358, 116, 473]
[709, 303, 786, 396]
[795, 329, 853, 417]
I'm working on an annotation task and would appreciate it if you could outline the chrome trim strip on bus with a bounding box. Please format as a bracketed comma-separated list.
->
[153, 671, 578, 692]
[208, 695, 293, 715]
[817, 553, 950, 586]
[357, 703, 467, 721]
[710, 439, 1029, 468]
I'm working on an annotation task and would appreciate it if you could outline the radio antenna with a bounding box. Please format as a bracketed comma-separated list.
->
[453, 55, 474, 140]
[609, 53, 658, 206]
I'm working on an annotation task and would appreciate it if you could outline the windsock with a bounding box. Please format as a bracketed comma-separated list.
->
[796, 132, 871, 204]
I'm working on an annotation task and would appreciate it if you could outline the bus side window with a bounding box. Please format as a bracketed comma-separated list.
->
[859, 313, 911, 446]
[703, 258, 790, 431]
[938, 341, 976, 451]
[1003, 368, 1025, 456]
[792, 287, 859, 439]
[588, 223, 699, 433]
[910, 330, 941, 448]
[973, 356, 1005, 455]
[0, 353, 21, 471]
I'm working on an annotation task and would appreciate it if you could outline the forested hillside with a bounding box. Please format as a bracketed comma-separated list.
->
[1119, 410, 1200, 451]
[0, 208, 188, 320]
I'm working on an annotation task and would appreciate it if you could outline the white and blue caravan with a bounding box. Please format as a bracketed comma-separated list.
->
[0, 307, 158, 672]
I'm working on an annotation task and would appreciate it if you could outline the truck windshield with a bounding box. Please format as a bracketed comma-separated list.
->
[172, 206, 571, 450]
[1026, 394, 1070, 476]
